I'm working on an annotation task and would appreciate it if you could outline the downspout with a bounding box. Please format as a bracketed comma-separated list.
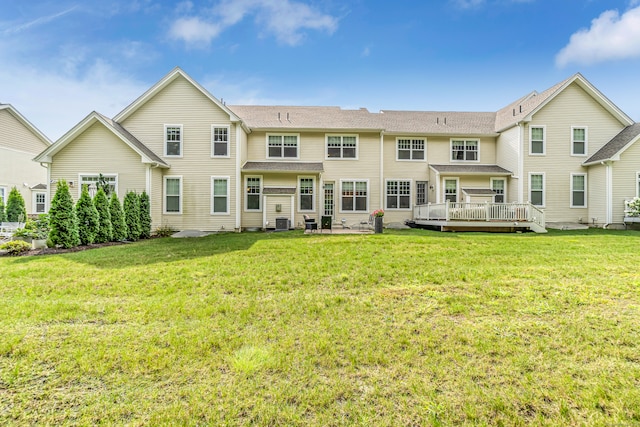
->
[235, 124, 243, 232]
[518, 122, 524, 203]
[435, 171, 441, 202]
[603, 161, 613, 226]
[379, 131, 384, 210]
[43, 162, 51, 213]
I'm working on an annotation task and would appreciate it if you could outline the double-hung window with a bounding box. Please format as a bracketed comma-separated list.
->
[444, 179, 458, 202]
[34, 192, 46, 214]
[164, 176, 182, 214]
[451, 139, 478, 161]
[165, 125, 183, 157]
[572, 127, 587, 156]
[341, 180, 368, 212]
[571, 174, 587, 208]
[299, 177, 314, 211]
[530, 126, 545, 155]
[529, 173, 544, 206]
[246, 176, 262, 211]
[212, 125, 230, 157]
[386, 180, 411, 209]
[326, 135, 357, 159]
[0, 187, 6, 204]
[211, 177, 229, 214]
[397, 138, 425, 160]
[491, 178, 506, 203]
[268, 134, 298, 158]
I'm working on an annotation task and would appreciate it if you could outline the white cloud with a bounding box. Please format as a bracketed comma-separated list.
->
[1, 6, 78, 35]
[556, 6, 640, 67]
[168, 0, 338, 47]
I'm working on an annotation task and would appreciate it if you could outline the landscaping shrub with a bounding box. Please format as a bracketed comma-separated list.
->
[6, 187, 26, 222]
[139, 191, 151, 239]
[123, 191, 141, 241]
[154, 223, 175, 237]
[76, 186, 100, 245]
[0, 239, 31, 255]
[93, 188, 113, 243]
[109, 193, 127, 242]
[48, 180, 79, 249]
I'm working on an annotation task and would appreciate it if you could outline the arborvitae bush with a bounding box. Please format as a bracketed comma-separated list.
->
[6, 187, 27, 222]
[123, 191, 141, 241]
[76, 186, 100, 245]
[93, 188, 113, 243]
[109, 193, 127, 241]
[139, 191, 151, 239]
[0, 196, 6, 223]
[48, 180, 79, 248]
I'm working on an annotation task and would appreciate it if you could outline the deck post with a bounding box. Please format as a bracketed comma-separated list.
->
[445, 200, 450, 221]
[486, 202, 490, 221]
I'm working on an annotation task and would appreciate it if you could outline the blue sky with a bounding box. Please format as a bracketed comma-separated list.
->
[2, 0, 640, 140]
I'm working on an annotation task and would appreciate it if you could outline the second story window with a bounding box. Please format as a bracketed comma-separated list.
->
[212, 125, 229, 157]
[530, 126, 545, 155]
[397, 138, 425, 160]
[327, 135, 357, 158]
[165, 125, 183, 157]
[451, 139, 478, 161]
[572, 127, 587, 156]
[268, 134, 298, 159]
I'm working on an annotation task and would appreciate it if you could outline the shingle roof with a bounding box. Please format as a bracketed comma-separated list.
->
[30, 183, 47, 190]
[584, 123, 640, 165]
[263, 187, 296, 195]
[242, 161, 324, 172]
[430, 164, 512, 175]
[379, 111, 498, 135]
[462, 188, 496, 195]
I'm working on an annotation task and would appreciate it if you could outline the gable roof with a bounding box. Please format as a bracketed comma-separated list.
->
[113, 67, 245, 129]
[0, 103, 52, 147]
[583, 123, 640, 166]
[34, 111, 168, 167]
[495, 73, 634, 132]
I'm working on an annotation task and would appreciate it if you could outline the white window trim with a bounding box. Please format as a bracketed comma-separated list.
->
[396, 137, 427, 162]
[636, 172, 640, 198]
[528, 172, 545, 208]
[490, 177, 507, 203]
[78, 173, 118, 198]
[529, 125, 546, 156]
[244, 175, 263, 212]
[450, 139, 480, 162]
[325, 134, 359, 160]
[211, 176, 230, 215]
[164, 124, 183, 158]
[570, 173, 587, 208]
[571, 126, 588, 157]
[443, 177, 459, 203]
[266, 133, 300, 160]
[0, 186, 7, 204]
[339, 179, 370, 213]
[297, 176, 316, 212]
[211, 124, 231, 158]
[385, 179, 413, 211]
[32, 191, 47, 214]
[163, 175, 183, 215]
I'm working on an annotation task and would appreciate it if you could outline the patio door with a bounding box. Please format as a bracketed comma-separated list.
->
[324, 182, 334, 218]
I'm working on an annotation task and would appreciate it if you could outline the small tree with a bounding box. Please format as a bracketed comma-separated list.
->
[139, 191, 151, 239]
[0, 196, 6, 223]
[6, 187, 27, 222]
[76, 186, 99, 245]
[93, 188, 113, 243]
[123, 191, 141, 241]
[109, 193, 127, 241]
[49, 180, 79, 248]
[97, 173, 112, 197]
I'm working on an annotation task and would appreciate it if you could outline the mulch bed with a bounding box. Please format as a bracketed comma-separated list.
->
[2, 241, 129, 257]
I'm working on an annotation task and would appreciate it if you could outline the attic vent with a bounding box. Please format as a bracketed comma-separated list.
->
[519, 105, 522, 113]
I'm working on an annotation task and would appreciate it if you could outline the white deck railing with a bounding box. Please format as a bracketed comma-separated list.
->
[413, 202, 545, 230]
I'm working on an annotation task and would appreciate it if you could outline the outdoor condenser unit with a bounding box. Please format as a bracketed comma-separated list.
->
[275, 217, 290, 231]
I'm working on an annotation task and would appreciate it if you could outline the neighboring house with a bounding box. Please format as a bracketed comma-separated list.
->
[34, 68, 639, 232]
[0, 104, 51, 215]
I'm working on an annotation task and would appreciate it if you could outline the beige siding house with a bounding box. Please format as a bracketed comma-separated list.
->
[0, 104, 51, 215]
[33, 68, 640, 232]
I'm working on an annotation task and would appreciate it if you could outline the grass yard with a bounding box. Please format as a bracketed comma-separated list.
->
[1, 228, 640, 426]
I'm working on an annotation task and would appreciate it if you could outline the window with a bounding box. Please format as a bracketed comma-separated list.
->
[571, 174, 586, 208]
[341, 180, 368, 212]
[212, 125, 230, 157]
[386, 180, 411, 209]
[491, 178, 506, 203]
[165, 125, 183, 157]
[530, 126, 545, 155]
[416, 181, 427, 205]
[211, 177, 229, 214]
[451, 139, 478, 161]
[164, 176, 182, 214]
[268, 134, 298, 158]
[529, 173, 544, 206]
[572, 127, 587, 156]
[0, 186, 6, 204]
[637, 172, 640, 198]
[34, 192, 46, 214]
[246, 176, 262, 211]
[79, 174, 117, 196]
[326, 135, 357, 159]
[299, 177, 314, 211]
[444, 179, 458, 202]
[397, 138, 425, 160]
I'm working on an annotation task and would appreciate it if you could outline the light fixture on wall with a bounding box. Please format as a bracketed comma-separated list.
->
[429, 185, 434, 190]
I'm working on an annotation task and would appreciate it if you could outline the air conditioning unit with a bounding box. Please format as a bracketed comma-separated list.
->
[275, 217, 290, 231]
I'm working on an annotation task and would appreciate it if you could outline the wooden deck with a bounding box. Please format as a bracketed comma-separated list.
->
[411, 202, 546, 233]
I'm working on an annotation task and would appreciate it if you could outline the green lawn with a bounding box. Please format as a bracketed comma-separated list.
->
[1, 229, 640, 426]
